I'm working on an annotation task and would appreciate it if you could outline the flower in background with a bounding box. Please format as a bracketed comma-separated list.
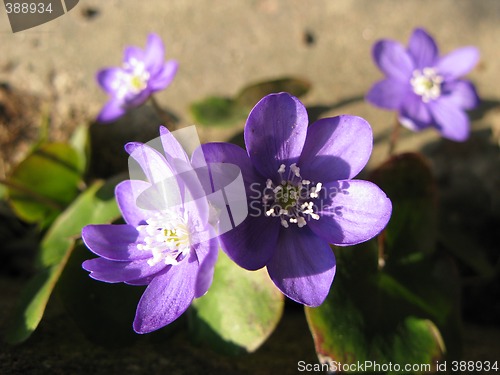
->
[199, 92, 392, 306]
[82, 127, 218, 333]
[96, 34, 178, 123]
[366, 27, 480, 141]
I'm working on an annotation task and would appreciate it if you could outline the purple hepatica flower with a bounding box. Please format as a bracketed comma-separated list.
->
[96, 34, 178, 123]
[82, 126, 218, 333]
[366, 28, 480, 141]
[199, 92, 392, 306]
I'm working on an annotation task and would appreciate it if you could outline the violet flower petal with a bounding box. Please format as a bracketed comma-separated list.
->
[82, 126, 218, 331]
[115, 180, 151, 226]
[81, 224, 150, 261]
[143, 33, 165, 74]
[308, 180, 392, 246]
[266, 226, 336, 307]
[96, 99, 126, 123]
[429, 97, 470, 141]
[400, 93, 432, 128]
[399, 117, 429, 133]
[125, 142, 176, 184]
[244, 92, 308, 180]
[181, 196, 210, 234]
[193, 233, 219, 298]
[96, 68, 123, 94]
[443, 80, 480, 110]
[125, 88, 151, 107]
[437, 46, 480, 79]
[158, 126, 197, 203]
[159, 126, 193, 170]
[408, 28, 439, 69]
[219, 212, 280, 271]
[197, 142, 264, 191]
[299, 115, 373, 182]
[161, 137, 212, 219]
[194, 143, 271, 254]
[82, 257, 166, 283]
[366, 78, 408, 110]
[96, 35, 176, 123]
[123, 46, 144, 65]
[133, 254, 198, 333]
[152, 132, 209, 222]
[149, 60, 178, 92]
[373, 40, 414, 82]
[125, 276, 155, 286]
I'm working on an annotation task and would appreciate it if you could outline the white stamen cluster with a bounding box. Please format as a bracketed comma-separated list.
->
[136, 210, 191, 267]
[410, 67, 443, 102]
[115, 58, 150, 99]
[263, 163, 322, 228]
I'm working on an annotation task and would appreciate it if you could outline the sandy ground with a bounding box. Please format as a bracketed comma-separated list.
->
[1, 0, 499, 160]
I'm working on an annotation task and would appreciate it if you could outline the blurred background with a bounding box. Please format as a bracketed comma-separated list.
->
[1, 1, 499, 374]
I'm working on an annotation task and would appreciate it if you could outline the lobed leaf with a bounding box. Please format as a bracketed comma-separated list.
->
[5, 143, 83, 228]
[189, 77, 311, 127]
[56, 242, 147, 347]
[189, 251, 284, 355]
[369, 152, 438, 263]
[305, 153, 461, 372]
[190, 96, 247, 127]
[69, 124, 91, 174]
[5, 176, 123, 344]
[235, 77, 311, 108]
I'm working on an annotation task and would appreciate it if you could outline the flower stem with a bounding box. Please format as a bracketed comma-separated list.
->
[377, 230, 386, 270]
[150, 95, 177, 131]
[388, 118, 401, 157]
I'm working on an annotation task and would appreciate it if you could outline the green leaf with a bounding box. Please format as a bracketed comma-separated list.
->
[5, 143, 83, 227]
[4, 248, 73, 345]
[369, 152, 438, 263]
[305, 244, 448, 373]
[37, 174, 123, 268]
[0, 183, 6, 199]
[437, 171, 497, 281]
[305, 153, 461, 371]
[190, 77, 311, 127]
[190, 96, 247, 127]
[69, 124, 90, 174]
[189, 251, 284, 355]
[56, 241, 145, 347]
[439, 229, 496, 279]
[5, 176, 123, 344]
[234, 77, 311, 108]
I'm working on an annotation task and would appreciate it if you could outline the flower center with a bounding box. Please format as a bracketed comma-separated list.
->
[130, 74, 149, 92]
[263, 163, 322, 228]
[410, 67, 443, 103]
[136, 210, 191, 266]
[121, 58, 150, 96]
